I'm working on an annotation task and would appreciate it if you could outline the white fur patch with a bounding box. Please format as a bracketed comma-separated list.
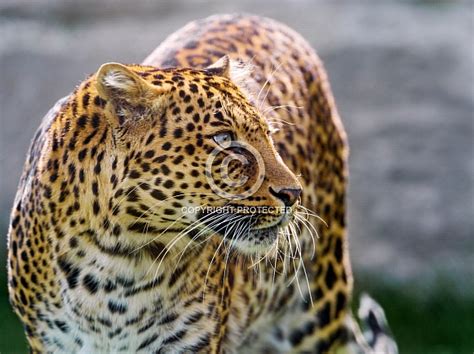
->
[102, 70, 136, 92]
[228, 59, 253, 85]
[228, 59, 260, 103]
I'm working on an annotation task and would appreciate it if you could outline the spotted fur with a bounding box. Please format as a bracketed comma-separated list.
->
[8, 14, 397, 353]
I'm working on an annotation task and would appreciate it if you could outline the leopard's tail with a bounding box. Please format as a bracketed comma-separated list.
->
[342, 293, 398, 354]
[357, 293, 398, 354]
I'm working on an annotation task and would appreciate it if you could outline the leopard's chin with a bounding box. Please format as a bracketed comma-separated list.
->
[210, 221, 290, 256]
[226, 225, 281, 255]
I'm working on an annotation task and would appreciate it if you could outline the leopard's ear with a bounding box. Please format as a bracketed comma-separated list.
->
[207, 56, 257, 102]
[207, 55, 254, 85]
[96, 62, 149, 100]
[96, 63, 156, 125]
[206, 55, 231, 77]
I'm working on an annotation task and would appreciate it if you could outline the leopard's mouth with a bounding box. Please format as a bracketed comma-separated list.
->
[196, 208, 293, 252]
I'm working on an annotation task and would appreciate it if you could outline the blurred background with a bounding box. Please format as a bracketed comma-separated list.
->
[0, 0, 472, 352]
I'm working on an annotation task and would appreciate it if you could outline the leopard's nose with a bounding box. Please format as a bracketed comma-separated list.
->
[269, 186, 302, 207]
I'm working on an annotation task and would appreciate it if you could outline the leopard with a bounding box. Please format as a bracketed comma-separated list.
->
[7, 13, 397, 353]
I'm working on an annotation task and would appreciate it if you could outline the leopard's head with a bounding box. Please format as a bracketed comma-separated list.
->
[95, 57, 301, 256]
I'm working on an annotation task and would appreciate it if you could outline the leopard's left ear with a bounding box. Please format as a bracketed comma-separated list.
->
[207, 56, 257, 102]
[206, 55, 231, 77]
[206, 55, 253, 83]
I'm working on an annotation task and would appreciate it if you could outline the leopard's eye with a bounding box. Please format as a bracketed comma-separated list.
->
[213, 132, 233, 148]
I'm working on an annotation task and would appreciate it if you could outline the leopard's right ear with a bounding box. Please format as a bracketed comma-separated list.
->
[95, 63, 161, 125]
[96, 62, 149, 103]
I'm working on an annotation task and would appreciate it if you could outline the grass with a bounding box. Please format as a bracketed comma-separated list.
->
[0, 292, 27, 354]
[353, 277, 474, 354]
[0, 274, 472, 353]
